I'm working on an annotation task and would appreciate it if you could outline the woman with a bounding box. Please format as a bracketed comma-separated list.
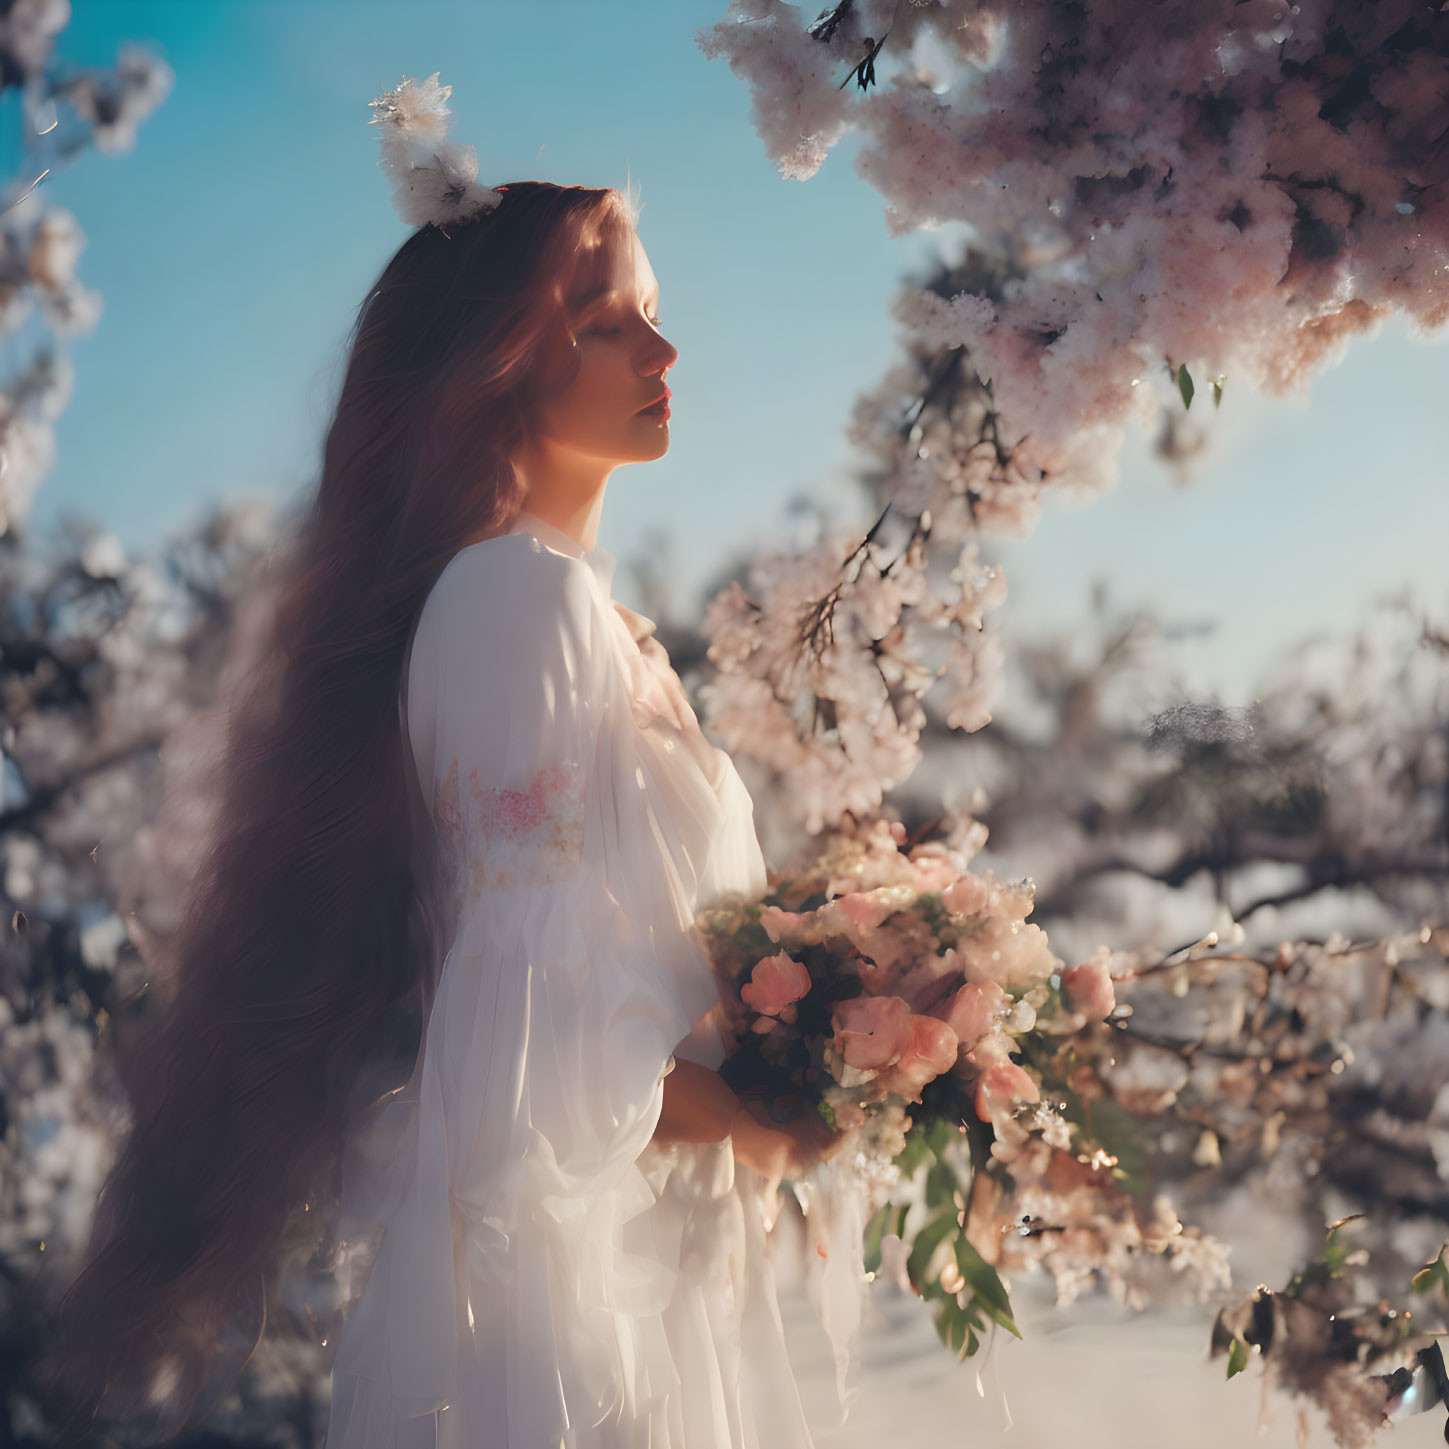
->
[38, 78, 839, 1447]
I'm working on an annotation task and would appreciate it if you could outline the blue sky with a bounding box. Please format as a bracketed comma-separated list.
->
[10, 1, 1449, 702]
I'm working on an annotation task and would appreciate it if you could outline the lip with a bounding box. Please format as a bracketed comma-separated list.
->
[636, 387, 671, 416]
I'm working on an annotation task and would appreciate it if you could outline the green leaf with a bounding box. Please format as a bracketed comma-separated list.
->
[1211, 375, 1226, 407]
[894, 1129, 933, 1180]
[1287, 1222, 1357, 1297]
[1176, 363, 1195, 409]
[1055, 1089, 1148, 1192]
[1320, 1222, 1352, 1274]
[863, 1202, 891, 1276]
[1411, 1247, 1449, 1297]
[924, 1159, 958, 1211]
[931, 1296, 985, 1363]
[925, 1116, 959, 1159]
[730, 921, 775, 959]
[948, 1306, 968, 1356]
[1227, 1337, 1249, 1379]
[915, 891, 949, 932]
[907, 1209, 959, 1288]
[955, 1236, 1022, 1339]
[919, 1276, 949, 1304]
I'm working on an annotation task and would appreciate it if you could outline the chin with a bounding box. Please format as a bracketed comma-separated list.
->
[627, 431, 670, 461]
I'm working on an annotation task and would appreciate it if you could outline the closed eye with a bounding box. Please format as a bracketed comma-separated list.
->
[588, 314, 662, 336]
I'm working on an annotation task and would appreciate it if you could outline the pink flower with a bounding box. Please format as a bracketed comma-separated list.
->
[1062, 956, 1115, 1019]
[937, 980, 1003, 1049]
[974, 1061, 1040, 1124]
[740, 950, 812, 1017]
[836, 891, 894, 930]
[881, 1014, 961, 1102]
[966, 1027, 1015, 1073]
[909, 851, 961, 893]
[942, 873, 992, 917]
[759, 904, 809, 943]
[904, 1014, 960, 1073]
[832, 995, 914, 1071]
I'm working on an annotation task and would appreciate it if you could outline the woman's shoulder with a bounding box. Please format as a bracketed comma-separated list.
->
[416, 532, 598, 649]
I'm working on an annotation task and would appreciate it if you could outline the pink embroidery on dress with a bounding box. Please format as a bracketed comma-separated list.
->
[468, 762, 576, 839]
[434, 756, 587, 903]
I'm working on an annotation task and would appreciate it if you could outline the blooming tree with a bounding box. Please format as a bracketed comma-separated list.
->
[695, 0, 1449, 833]
[3, 3, 1449, 1442]
[670, 528, 1449, 1440]
[0, 3, 172, 536]
[0, 503, 291, 1433]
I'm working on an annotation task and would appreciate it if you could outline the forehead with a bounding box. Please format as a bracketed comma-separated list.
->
[566, 232, 658, 314]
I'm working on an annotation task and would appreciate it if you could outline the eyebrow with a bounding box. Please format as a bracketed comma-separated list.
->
[569, 284, 661, 315]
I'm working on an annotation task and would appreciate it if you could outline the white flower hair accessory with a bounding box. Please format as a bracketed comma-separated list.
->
[367, 72, 504, 230]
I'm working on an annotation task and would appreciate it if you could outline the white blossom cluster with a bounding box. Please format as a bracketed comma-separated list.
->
[0, 19, 171, 537]
[0, 345, 75, 543]
[701, 508, 1030, 831]
[885, 589, 1449, 972]
[700, 0, 1447, 446]
[49, 41, 173, 157]
[695, 0, 1449, 833]
[0, 503, 280, 1293]
[0, 0, 70, 81]
[367, 72, 503, 229]
[0, 993, 117, 1264]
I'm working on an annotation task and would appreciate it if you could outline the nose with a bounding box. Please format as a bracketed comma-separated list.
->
[644, 331, 678, 376]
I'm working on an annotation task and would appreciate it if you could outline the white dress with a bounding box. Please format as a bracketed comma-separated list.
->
[324, 511, 819, 1448]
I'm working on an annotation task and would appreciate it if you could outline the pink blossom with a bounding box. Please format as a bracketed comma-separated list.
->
[836, 891, 894, 930]
[974, 1062, 1041, 1125]
[966, 920, 1055, 994]
[740, 950, 812, 1017]
[905, 1014, 960, 1074]
[881, 1014, 961, 1102]
[942, 873, 992, 918]
[908, 850, 961, 893]
[832, 995, 914, 1071]
[759, 904, 808, 943]
[1062, 956, 1116, 1020]
[937, 980, 1003, 1049]
[965, 1027, 1017, 1074]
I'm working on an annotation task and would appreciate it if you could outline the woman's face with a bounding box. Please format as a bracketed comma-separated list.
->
[533, 231, 678, 465]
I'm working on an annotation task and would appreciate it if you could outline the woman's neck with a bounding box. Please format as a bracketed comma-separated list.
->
[517, 496, 601, 554]
[512, 436, 610, 552]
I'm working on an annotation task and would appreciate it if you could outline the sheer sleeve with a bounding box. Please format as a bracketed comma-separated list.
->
[327, 536, 702, 1447]
[422, 539, 693, 1214]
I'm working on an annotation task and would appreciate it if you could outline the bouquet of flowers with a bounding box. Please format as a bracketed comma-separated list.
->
[699, 814, 1230, 1363]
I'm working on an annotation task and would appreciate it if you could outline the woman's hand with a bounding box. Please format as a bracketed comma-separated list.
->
[728, 1105, 794, 1189]
[730, 1100, 851, 1185]
[776, 1104, 853, 1176]
[632, 638, 697, 733]
[654, 1057, 741, 1145]
[653, 1060, 853, 1185]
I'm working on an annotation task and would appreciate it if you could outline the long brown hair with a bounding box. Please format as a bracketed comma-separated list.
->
[35, 180, 641, 1439]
